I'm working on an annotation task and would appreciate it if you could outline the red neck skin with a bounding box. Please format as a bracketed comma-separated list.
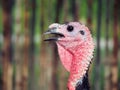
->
[67, 42, 94, 90]
[57, 40, 94, 90]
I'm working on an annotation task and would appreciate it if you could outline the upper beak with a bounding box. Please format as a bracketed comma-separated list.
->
[44, 27, 65, 41]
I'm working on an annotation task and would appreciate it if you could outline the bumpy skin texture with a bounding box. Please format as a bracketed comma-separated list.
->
[48, 22, 95, 90]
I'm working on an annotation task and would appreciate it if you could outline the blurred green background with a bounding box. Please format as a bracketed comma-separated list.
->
[0, 0, 120, 90]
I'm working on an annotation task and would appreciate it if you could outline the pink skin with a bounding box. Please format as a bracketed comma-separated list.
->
[49, 22, 95, 90]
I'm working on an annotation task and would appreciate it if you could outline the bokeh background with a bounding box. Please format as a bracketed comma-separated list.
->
[0, 0, 120, 90]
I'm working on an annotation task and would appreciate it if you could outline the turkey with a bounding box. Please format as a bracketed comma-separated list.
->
[44, 22, 95, 90]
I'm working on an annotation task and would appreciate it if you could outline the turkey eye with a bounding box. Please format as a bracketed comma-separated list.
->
[67, 25, 74, 32]
[80, 30, 85, 35]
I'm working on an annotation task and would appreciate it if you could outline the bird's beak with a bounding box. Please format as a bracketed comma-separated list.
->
[44, 27, 65, 41]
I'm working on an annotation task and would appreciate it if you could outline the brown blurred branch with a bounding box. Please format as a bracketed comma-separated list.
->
[87, 0, 92, 28]
[72, 0, 80, 21]
[111, 0, 119, 90]
[2, 0, 14, 90]
[21, 0, 30, 90]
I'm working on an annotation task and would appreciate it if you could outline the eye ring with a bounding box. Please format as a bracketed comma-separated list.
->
[67, 25, 74, 32]
[80, 30, 85, 35]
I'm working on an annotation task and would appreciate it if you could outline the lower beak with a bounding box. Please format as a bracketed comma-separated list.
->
[44, 28, 65, 41]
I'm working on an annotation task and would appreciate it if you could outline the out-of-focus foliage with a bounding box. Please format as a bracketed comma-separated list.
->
[0, 0, 120, 90]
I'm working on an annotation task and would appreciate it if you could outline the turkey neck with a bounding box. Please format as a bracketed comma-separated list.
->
[67, 42, 94, 90]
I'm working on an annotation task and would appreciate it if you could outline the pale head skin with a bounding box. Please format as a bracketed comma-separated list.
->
[46, 22, 95, 90]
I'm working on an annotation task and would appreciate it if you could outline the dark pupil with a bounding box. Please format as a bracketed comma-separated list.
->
[67, 25, 74, 32]
[80, 30, 85, 35]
